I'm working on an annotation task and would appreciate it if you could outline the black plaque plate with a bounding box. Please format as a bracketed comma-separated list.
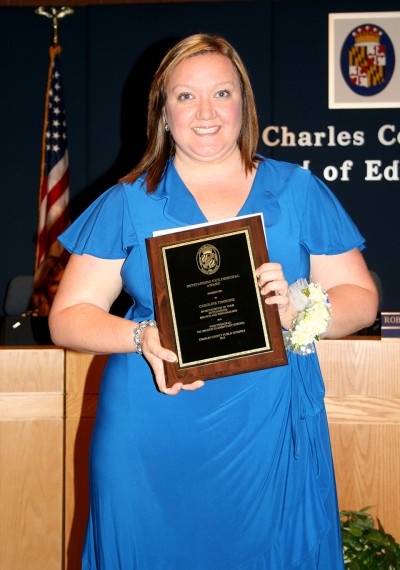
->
[146, 215, 287, 386]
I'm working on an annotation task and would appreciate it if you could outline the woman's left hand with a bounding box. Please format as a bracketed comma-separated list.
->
[255, 262, 295, 330]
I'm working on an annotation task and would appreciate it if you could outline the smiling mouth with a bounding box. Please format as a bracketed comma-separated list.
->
[192, 126, 220, 135]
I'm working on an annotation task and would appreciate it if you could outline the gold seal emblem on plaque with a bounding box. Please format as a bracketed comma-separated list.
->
[196, 243, 221, 275]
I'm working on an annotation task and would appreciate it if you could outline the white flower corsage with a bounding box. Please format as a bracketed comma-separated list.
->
[283, 279, 331, 355]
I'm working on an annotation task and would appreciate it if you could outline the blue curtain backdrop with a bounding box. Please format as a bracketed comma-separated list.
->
[0, 1, 398, 313]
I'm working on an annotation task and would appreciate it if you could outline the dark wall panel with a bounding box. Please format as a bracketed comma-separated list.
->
[0, 2, 272, 312]
[265, 0, 400, 309]
[1, 1, 399, 314]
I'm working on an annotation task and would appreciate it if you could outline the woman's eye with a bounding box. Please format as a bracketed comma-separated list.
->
[177, 92, 193, 101]
[216, 89, 230, 98]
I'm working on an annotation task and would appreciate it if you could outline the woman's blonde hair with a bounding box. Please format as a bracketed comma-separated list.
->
[120, 33, 259, 192]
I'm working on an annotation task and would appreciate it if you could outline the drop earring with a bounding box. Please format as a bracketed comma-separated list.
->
[164, 122, 170, 132]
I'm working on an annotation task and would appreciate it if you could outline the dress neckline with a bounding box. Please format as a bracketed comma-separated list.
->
[168, 159, 262, 224]
[149, 157, 285, 228]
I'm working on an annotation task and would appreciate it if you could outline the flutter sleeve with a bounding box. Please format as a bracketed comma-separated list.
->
[300, 173, 366, 255]
[59, 184, 134, 259]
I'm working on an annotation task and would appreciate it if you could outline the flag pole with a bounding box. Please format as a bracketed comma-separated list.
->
[34, 6, 73, 271]
[35, 6, 74, 46]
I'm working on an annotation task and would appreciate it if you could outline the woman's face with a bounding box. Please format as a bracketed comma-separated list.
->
[164, 53, 243, 165]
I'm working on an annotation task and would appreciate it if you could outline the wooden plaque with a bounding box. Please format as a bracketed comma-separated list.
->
[146, 215, 287, 387]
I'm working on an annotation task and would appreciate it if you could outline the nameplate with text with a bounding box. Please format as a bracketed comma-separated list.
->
[381, 312, 400, 339]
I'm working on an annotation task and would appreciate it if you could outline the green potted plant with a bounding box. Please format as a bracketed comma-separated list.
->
[340, 507, 400, 569]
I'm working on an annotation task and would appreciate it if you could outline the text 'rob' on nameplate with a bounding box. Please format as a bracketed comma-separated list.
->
[146, 214, 287, 387]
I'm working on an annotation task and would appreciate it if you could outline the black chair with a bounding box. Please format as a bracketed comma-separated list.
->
[1, 275, 53, 345]
[3, 275, 34, 316]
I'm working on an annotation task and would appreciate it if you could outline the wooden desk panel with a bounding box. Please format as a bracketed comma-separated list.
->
[317, 338, 400, 397]
[0, 348, 64, 570]
[317, 339, 400, 541]
[2, 340, 399, 570]
[0, 346, 64, 393]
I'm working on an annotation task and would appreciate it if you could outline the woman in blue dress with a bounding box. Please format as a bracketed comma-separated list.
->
[49, 34, 378, 569]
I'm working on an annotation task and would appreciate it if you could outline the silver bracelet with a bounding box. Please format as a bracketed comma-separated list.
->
[133, 320, 158, 355]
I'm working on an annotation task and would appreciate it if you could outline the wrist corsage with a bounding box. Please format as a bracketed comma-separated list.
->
[283, 279, 331, 355]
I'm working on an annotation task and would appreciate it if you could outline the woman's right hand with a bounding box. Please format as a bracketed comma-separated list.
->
[140, 325, 205, 395]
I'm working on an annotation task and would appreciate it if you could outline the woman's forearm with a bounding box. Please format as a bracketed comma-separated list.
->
[49, 303, 138, 354]
[324, 284, 378, 338]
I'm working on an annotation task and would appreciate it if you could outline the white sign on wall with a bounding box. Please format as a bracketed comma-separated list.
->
[329, 12, 400, 109]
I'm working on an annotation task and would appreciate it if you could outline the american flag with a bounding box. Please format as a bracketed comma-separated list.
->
[35, 44, 70, 270]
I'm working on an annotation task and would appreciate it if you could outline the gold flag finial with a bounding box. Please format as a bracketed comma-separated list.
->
[35, 6, 74, 45]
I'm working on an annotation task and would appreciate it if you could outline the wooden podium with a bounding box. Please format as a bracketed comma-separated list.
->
[1, 339, 400, 569]
[0, 348, 64, 570]
[317, 338, 400, 542]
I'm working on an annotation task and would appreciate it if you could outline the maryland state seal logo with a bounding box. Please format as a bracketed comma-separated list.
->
[196, 244, 220, 275]
[340, 23, 395, 96]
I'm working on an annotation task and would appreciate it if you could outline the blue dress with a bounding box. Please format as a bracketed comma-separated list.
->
[60, 158, 364, 569]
